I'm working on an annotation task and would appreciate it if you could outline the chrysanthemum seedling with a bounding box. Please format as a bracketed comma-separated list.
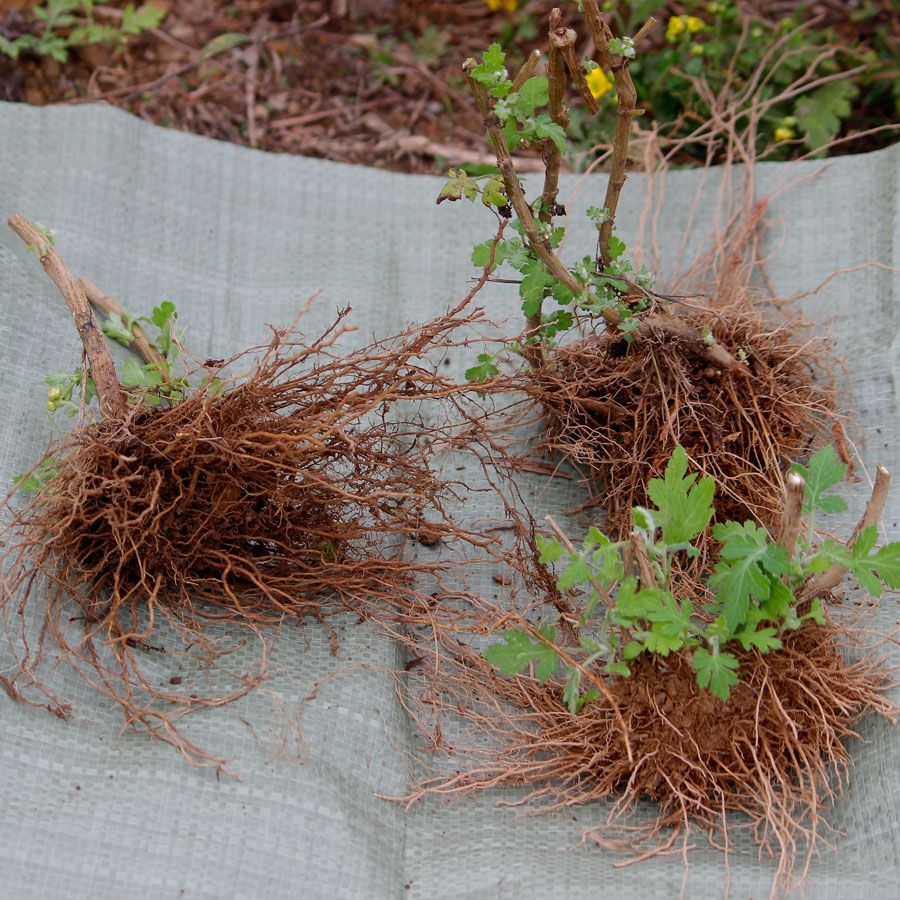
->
[485, 445, 898, 706]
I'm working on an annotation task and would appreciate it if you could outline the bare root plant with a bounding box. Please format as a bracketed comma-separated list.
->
[385, 9, 900, 895]
[0, 215, 495, 772]
[388, 604, 897, 896]
[458, 5, 864, 545]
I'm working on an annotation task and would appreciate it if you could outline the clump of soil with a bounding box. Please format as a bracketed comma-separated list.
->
[396, 612, 897, 893]
[0, 291, 483, 769]
[531, 296, 841, 538]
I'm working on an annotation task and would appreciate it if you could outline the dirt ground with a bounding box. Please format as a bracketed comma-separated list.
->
[1, 0, 896, 172]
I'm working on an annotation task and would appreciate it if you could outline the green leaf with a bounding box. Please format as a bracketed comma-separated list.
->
[868, 543, 900, 589]
[692, 648, 740, 702]
[853, 525, 879, 558]
[557, 555, 593, 591]
[13, 473, 42, 492]
[13, 456, 62, 493]
[102, 311, 135, 346]
[552, 281, 574, 306]
[515, 76, 549, 116]
[149, 301, 178, 357]
[471, 43, 511, 98]
[502, 118, 520, 149]
[794, 79, 858, 156]
[632, 506, 655, 534]
[471, 239, 505, 269]
[484, 625, 558, 682]
[464, 353, 499, 385]
[839, 530, 900, 595]
[150, 300, 177, 330]
[563, 664, 581, 714]
[734, 625, 783, 654]
[121, 358, 146, 386]
[501, 240, 530, 271]
[643, 626, 683, 656]
[791, 445, 847, 516]
[121, 360, 165, 403]
[709, 520, 791, 631]
[613, 579, 676, 625]
[530, 116, 567, 153]
[123, 2, 166, 34]
[645, 445, 715, 546]
[800, 597, 826, 625]
[481, 177, 507, 207]
[438, 168, 481, 205]
[536, 533, 565, 564]
[197, 31, 245, 64]
[519, 257, 554, 313]
[607, 235, 626, 260]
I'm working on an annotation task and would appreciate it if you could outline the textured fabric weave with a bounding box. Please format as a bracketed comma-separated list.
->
[0, 103, 897, 899]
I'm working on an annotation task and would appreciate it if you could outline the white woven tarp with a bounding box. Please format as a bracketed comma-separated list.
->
[0, 101, 898, 899]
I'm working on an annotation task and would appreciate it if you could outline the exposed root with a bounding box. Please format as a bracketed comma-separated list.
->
[0, 303, 488, 771]
[529, 297, 839, 538]
[391, 608, 897, 896]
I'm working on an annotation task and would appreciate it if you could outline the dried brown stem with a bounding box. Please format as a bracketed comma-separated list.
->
[805, 466, 891, 597]
[549, 8, 597, 113]
[519, 8, 572, 351]
[629, 530, 656, 588]
[777, 472, 806, 561]
[463, 60, 594, 310]
[581, 0, 643, 268]
[511, 49, 542, 92]
[77, 276, 169, 375]
[632, 16, 657, 46]
[462, 41, 743, 373]
[8, 215, 126, 419]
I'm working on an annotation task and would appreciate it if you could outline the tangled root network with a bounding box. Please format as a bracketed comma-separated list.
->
[398, 614, 896, 896]
[531, 299, 841, 538]
[0, 306, 479, 767]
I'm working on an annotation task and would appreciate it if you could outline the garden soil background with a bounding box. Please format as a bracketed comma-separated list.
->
[0, 101, 899, 898]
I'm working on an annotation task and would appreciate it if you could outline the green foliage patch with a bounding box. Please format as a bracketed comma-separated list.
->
[485, 445, 900, 707]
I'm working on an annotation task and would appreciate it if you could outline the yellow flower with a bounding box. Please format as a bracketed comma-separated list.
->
[774, 126, 795, 142]
[484, 0, 518, 10]
[686, 16, 704, 32]
[585, 67, 613, 99]
[666, 16, 686, 39]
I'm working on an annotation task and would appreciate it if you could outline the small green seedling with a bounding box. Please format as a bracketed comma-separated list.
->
[0, 0, 163, 64]
[485, 445, 900, 707]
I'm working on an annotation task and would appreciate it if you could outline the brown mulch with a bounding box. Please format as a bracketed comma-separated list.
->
[1, 0, 897, 173]
[0, 0, 557, 172]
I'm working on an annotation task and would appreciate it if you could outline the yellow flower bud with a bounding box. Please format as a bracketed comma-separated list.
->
[47, 386, 62, 402]
[774, 126, 795, 142]
[686, 16, 704, 33]
[46, 399, 58, 412]
[690, 43, 705, 56]
[666, 16, 686, 37]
